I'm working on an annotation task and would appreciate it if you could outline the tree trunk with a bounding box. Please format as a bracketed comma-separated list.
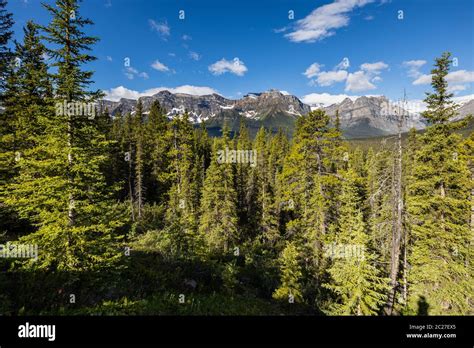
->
[386, 103, 404, 315]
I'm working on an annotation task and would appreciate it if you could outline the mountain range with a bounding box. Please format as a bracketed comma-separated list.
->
[101, 89, 473, 138]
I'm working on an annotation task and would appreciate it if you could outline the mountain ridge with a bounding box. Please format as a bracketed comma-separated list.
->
[100, 89, 473, 138]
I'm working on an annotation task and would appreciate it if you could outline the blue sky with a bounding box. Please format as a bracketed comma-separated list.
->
[7, 0, 474, 106]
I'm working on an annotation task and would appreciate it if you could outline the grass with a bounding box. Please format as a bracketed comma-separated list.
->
[50, 292, 320, 316]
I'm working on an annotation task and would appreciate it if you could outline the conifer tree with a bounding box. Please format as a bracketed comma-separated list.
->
[133, 100, 145, 220]
[0, 20, 52, 186]
[253, 127, 280, 247]
[0, 20, 51, 235]
[273, 241, 303, 303]
[146, 100, 170, 204]
[4, 0, 124, 271]
[279, 109, 345, 295]
[199, 127, 238, 254]
[0, 0, 13, 93]
[164, 113, 201, 256]
[365, 149, 394, 264]
[324, 169, 389, 315]
[235, 121, 253, 238]
[406, 52, 472, 314]
[0, 0, 14, 183]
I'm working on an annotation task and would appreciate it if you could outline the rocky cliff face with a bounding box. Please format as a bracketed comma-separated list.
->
[454, 99, 474, 121]
[322, 96, 426, 138]
[101, 89, 310, 124]
[100, 90, 472, 138]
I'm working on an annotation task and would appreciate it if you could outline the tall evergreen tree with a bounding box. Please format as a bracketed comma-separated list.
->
[406, 52, 472, 314]
[279, 109, 345, 302]
[164, 113, 201, 256]
[146, 100, 170, 204]
[0, 20, 51, 236]
[0, 0, 13, 94]
[4, 0, 124, 271]
[133, 100, 145, 220]
[199, 127, 238, 254]
[273, 241, 304, 303]
[324, 169, 389, 315]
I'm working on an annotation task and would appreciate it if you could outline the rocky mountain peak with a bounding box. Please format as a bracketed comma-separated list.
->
[100, 90, 472, 139]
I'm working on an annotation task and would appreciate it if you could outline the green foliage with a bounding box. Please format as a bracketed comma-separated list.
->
[406, 52, 473, 315]
[324, 169, 389, 315]
[273, 242, 303, 303]
[199, 129, 238, 254]
[0, 0, 13, 92]
[0, 5, 470, 318]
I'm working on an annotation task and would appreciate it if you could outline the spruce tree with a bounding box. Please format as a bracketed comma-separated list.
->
[133, 100, 145, 220]
[0, 0, 13, 93]
[406, 52, 472, 314]
[0, 20, 51, 236]
[4, 0, 124, 271]
[199, 127, 238, 254]
[278, 109, 345, 299]
[273, 241, 304, 303]
[146, 100, 170, 204]
[164, 113, 201, 256]
[235, 120, 253, 238]
[324, 169, 389, 315]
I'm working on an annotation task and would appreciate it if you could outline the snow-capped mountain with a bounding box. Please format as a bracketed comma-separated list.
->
[101, 89, 310, 124]
[100, 90, 473, 138]
[321, 96, 426, 138]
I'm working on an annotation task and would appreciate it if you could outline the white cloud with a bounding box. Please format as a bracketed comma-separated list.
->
[412, 70, 474, 87]
[446, 70, 474, 84]
[303, 63, 322, 78]
[303, 59, 385, 90]
[412, 73, 432, 85]
[182, 34, 192, 41]
[448, 84, 467, 93]
[345, 71, 376, 92]
[402, 59, 426, 78]
[316, 70, 348, 86]
[208, 58, 248, 76]
[127, 67, 138, 74]
[151, 60, 170, 72]
[149, 19, 170, 39]
[453, 94, 474, 103]
[280, 90, 290, 95]
[337, 61, 388, 91]
[106, 55, 113, 62]
[189, 51, 201, 61]
[105, 85, 220, 101]
[301, 92, 360, 107]
[360, 61, 388, 74]
[274, 27, 288, 33]
[284, 0, 375, 43]
[138, 72, 149, 79]
[124, 67, 137, 80]
[124, 66, 148, 80]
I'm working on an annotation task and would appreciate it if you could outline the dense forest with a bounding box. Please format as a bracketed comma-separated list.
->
[0, 0, 472, 316]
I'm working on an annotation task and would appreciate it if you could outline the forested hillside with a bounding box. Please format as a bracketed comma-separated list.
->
[0, 0, 472, 316]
